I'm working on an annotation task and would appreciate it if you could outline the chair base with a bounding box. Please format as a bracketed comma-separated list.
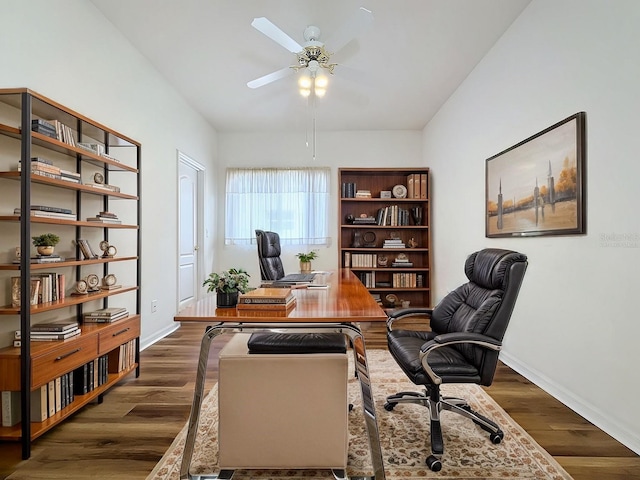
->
[383, 388, 504, 471]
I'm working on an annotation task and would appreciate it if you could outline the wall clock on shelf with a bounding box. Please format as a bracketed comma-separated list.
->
[392, 184, 407, 199]
[86, 274, 100, 292]
[74, 279, 88, 295]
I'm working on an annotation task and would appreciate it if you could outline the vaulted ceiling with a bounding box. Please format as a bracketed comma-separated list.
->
[90, 0, 531, 133]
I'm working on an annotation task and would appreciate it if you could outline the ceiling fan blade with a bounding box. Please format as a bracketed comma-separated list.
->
[251, 17, 303, 53]
[325, 7, 374, 55]
[247, 66, 294, 89]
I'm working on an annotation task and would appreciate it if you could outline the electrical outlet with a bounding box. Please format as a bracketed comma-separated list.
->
[151, 299, 158, 313]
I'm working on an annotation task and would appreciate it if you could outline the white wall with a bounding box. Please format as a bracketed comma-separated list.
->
[0, 0, 219, 347]
[423, 0, 640, 453]
[216, 131, 423, 282]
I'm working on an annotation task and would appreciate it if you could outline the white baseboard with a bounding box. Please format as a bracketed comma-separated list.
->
[140, 322, 180, 351]
[499, 351, 640, 455]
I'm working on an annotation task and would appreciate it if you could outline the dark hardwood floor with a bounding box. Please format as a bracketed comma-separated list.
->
[1, 322, 638, 479]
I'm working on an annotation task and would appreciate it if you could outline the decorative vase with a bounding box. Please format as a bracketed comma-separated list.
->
[300, 261, 312, 273]
[37, 246, 54, 256]
[410, 206, 423, 226]
[216, 291, 239, 308]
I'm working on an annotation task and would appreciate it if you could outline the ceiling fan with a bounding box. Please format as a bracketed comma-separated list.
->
[247, 7, 374, 92]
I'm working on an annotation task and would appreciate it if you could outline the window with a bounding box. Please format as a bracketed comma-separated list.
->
[225, 167, 330, 245]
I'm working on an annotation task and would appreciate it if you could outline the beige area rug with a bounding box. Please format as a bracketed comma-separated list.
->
[147, 349, 572, 480]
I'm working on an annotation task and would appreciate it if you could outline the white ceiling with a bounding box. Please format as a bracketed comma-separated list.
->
[89, 0, 531, 133]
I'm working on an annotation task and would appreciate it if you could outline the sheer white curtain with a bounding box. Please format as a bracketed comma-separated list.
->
[225, 167, 330, 245]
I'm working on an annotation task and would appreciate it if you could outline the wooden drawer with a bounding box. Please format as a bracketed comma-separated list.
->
[31, 334, 99, 389]
[98, 316, 140, 355]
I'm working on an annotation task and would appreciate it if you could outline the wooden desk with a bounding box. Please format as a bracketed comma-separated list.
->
[174, 270, 387, 480]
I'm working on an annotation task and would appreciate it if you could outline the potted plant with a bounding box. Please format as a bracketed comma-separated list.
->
[203, 268, 250, 308]
[32, 233, 60, 256]
[296, 250, 318, 273]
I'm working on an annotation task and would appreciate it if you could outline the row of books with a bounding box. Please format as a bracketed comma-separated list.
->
[10, 273, 65, 308]
[407, 173, 428, 199]
[357, 271, 376, 288]
[347, 252, 379, 268]
[392, 272, 421, 288]
[83, 307, 129, 323]
[1, 353, 109, 426]
[376, 205, 411, 226]
[111, 338, 137, 373]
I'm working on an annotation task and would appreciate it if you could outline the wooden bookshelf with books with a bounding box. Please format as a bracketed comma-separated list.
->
[0, 88, 141, 459]
[339, 168, 431, 313]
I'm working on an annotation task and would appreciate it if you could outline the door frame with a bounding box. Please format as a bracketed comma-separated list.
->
[177, 150, 205, 309]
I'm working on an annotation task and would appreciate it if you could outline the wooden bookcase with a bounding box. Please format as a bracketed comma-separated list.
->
[339, 168, 431, 311]
[0, 88, 141, 459]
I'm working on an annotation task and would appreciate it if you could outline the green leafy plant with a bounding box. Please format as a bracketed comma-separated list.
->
[31, 233, 60, 247]
[203, 268, 250, 294]
[296, 250, 318, 263]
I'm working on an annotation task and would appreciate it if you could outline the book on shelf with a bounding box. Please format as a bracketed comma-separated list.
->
[14, 208, 76, 220]
[31, 385, 48, 422]
[76, 239, 99, 259]
[10, 277, 40, 307]
[83, 307, 127, 317]
[238, 288, 294, 305]
[77, 142, 105, 155]
[83, 312, 130, 323]
[31, 319, 79, 333]
[86, 216, 122, 224]
[83, 183, 121, 193]
[12, 255, 66, 264]
[1, 391, 21, 427]
[83, 308, 129, 323]
[29, 329, 81, 341]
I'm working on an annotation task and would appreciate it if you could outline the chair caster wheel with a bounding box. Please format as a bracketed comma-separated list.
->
[383, 402, 395, 411]
[490, 432, 504, 444]
[426, 455, 442, 472]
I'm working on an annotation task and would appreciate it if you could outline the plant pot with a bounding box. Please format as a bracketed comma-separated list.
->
[300, 261, 312, 273]
[37, 246, 54, 256]
[217, 291, 239, 308]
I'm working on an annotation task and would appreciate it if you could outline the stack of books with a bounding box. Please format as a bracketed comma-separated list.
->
[17, 158, 81, 183]
[86, 211, 121, 224]
[14, 204, 76, 220]
[392, 255, 413, 268]
[237, 288, 296, 312]
[83, 307, 129, 323]
[355, 189, 372, 198]
[352, 215, 377, 225]
[383, 238, 406, 248]
[20, 320, 81, 342]
[31, 119, 58, 138]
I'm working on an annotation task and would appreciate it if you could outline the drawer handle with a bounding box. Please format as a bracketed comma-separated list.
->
[55, 348, 81, 361]
[112, 327, 131, 337]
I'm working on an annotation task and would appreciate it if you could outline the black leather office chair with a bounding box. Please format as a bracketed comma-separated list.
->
[255, 229, 285, 281]
[384, 248, 528, 471]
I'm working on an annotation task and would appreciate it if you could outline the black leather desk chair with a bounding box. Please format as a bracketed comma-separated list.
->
[255, 229, 285, 281]
[384, 248, 528, 471]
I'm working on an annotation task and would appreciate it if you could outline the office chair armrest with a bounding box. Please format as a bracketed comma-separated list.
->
[419, 332, 502, 385]
[386, 308, 433, 331]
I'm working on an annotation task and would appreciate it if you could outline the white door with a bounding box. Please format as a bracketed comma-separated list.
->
[178, 152, 204, 310]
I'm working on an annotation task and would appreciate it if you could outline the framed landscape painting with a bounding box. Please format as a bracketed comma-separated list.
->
[485, 112, 586, 237]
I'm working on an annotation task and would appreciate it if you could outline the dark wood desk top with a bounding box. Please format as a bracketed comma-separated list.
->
[174, 269, 387, 323]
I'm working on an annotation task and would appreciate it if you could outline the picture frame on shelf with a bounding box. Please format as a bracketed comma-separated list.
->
[485, 112, 586, 238]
